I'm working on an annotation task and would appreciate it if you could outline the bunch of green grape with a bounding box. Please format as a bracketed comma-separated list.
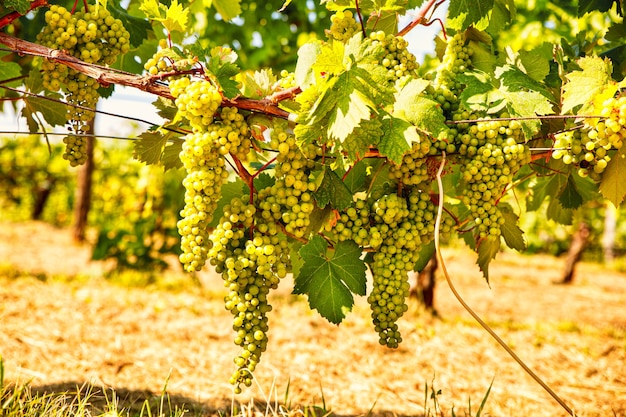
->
[552, 93, 626, 180]
[367, 190, 441, 347]
[257, 123, 319, 239]
[169, 77, 222, 131]
[208, 196, 290, 393]
[458, 119, 530, 239]
[327, 10, 361, 42]
[209, 106, 252, 159]
[368, 31, 419, 83]
[177, 130, 229, 272]
[36, 3, 130, 166]
[389, 139, 432, 186]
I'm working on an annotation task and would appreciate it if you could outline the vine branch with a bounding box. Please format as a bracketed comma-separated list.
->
[0, 32, 292, 119]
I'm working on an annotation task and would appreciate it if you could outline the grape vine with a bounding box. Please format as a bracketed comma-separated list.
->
[3, 0, 626, 408]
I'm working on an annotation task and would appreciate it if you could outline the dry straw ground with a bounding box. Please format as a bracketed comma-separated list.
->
[0, 221, 625, 416]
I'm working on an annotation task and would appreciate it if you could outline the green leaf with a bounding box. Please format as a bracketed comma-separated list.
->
[377, 114, 416, 164]
[161, 140, 183, 171]
[518, 43, 552, 82]
[476, 235, 500, 283]
[499, 204, 526, 251]
[134, 131, 168, 165]
[546, 197, 573, 225]
[294, 236, 367, 324]
[152, 97, 178, 121]
[559, 174, 583, 209]
[394, 79, 448, 137]
[599, 147, 626, 207]
[295, 42, 322, 88]
[448, 0, 495, 31]
[314, 167, 353, 210]
[413, 240, 436, 272]
[2, 0, 31, 13]
[578, 0, 616, 16]
[343, 159, 369, 193]
[139, 0, 163, 20]
[486, 0, 516, 35]
[208, 0, 242, 21]
[328, 87, 371, 142]
[562, 56, 613, 114]
[21, 94, 67, 131]
[526, 170, 566, 211]
[496, 65, 554, 138]
[343, 117, 383, 162]
[0, 61, 22, 95]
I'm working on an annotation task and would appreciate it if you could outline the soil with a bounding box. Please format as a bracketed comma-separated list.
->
[1, 220, 625, 417]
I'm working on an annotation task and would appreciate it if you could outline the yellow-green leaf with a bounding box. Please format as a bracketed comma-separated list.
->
[599, 147, 626, 207]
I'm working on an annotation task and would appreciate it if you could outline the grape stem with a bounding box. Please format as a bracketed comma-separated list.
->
[0, 0, 48, 29]
[397, 0, 445, 37]
[433, 153, 578, 417]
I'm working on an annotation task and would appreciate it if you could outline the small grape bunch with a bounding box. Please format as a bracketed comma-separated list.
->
[327, 10, 361, 42]
[368, 31, 419, 83]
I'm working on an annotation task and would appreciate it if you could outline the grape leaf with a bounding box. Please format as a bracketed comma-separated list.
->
[499, 203, 526, 251]
[413, 240, 436, 272]
[2, 0, 30, 13]
[163, 0, 188, 33]
[495, 65, 554, 138]
[578, 0, 617, 16]
[343, 159, 369, 193]
[294, 236, 367, 324]
[377, 114, 415, 164]
[518, 43, 552, 82]
[152, 97, 178, 121]
[295, 42, 322, 88]
[599, 147, 626, 207]
[207, 0, 242, 21]
[448, 0, 495, 31]
[161, 140, 183, 171]
[342, 116, 383, 162]
[139, 0, 163, 20]
[21, 95, 67, 132]
[314, 167, 353, 210]
[0, 61, 22, 96]
[559, 174, 583, 209]
[486, 0, 516, 35]
[547, 197, 573, 225]
[562, 56, 613, 114]
[394, 79, 448, 138]
[328, 87, 372, 142]
[476, 235, 500, 283]
[133, 131, 169, 165]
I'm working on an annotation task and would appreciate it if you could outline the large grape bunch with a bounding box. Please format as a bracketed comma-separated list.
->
[325, 188, 452, 347]
[208, 195, 290, 393]
[36, 3, 130, 166]
[173, 78, 251, 272]
[552, 92, 626, 180]
[257, 122, 320, 239]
